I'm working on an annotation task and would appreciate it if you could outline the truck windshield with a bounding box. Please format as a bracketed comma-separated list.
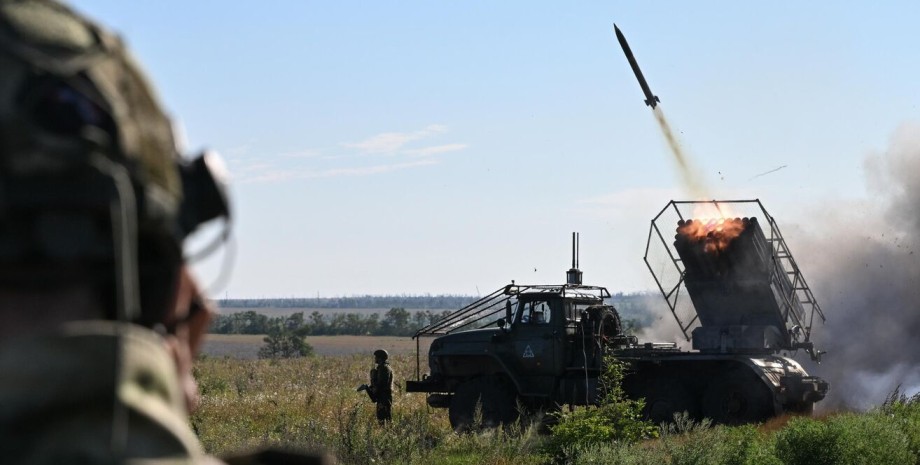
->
[517, 300, 552, 325]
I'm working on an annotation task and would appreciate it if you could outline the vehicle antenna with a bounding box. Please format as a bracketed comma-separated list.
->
[571, 232, 576, 269]
[567, 232, 583, 285]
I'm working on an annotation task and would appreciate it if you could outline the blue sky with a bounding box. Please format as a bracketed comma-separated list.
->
[72, 1, 920, 297]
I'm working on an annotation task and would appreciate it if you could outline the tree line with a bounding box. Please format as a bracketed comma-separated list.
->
[217, 295, 476, 310]
[210, 308, 453, 338]
[211, 291, 662, 338]
[217, 292, 660, 314]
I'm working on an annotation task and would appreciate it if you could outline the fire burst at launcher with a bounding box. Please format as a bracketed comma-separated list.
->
[676, 217, 748, 254]
[645, 200, 827, 362]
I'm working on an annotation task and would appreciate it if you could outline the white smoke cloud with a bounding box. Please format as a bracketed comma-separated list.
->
[797, 122, 920, 409]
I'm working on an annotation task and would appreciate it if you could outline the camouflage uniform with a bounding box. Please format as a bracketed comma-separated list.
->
[0, 1, 326, 464]
[0, 321, 331, 465]
[370, 350, 394, 424]
[0, 321, 218, 464]
[0, 1, 217, 463]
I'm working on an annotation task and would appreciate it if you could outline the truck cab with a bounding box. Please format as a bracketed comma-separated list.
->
[406, 281, 622, 429]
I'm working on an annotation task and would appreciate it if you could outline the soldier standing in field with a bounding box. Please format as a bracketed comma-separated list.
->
[370, 349, 395, 424]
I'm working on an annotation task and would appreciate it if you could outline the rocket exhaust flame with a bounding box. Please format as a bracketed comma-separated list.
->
[677, 201, 746, 254]
[676, 217, 747, 254]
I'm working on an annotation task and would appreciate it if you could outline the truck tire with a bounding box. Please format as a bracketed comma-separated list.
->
[701, 369, 774, 425]
[583, 307, 622, 341]
[448, 376, 519, 431]
[641, 377, 700, 424]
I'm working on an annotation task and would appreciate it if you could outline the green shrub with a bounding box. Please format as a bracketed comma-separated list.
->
[546, 357, 658, 459]
[567, 422, 778, 465]
[660, 423, 726, 465]
[258, 330, 314, 359]
[660, 422, 778, 465]
[775, 414, 916, 465]
[774, 417, 839, 465]
[882, 387, 920, 460]
[829, 413, 916, 465]
[719, 424, 780, 465]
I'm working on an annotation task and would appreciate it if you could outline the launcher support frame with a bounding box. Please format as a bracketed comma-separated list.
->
[644, 199, 826, 361]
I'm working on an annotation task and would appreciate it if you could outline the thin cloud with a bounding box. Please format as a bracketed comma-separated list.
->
[404, 143, 468, 157]
[235, 162, 273, 171]
[220, 138, 260, 159]
[316, 159, 438, 178]
[227, 162, 273, 181]
[279, 149, 321, 159]
[239, 159, 439, 184]
[579, 188, 681, 207]
[231, 124, 463, 184]
[574, 188, 682, 222]
[342, 124, 447, 154]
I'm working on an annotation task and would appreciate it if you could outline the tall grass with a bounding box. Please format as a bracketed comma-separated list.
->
[192, 354, 920, 465]
[192, 354, 545, 464]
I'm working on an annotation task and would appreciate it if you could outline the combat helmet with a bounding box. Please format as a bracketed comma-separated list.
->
[0, 0, 230, 325]
[374, 349, 389, 361]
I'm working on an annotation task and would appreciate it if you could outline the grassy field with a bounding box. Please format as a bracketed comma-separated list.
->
[192, 353, 546, 464]
[193, 333, 920, 464]
[191, 352, 920, 465]
[202, 334, 433, 358]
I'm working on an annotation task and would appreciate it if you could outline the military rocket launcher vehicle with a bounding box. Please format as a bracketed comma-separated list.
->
[407, 200, 828, 429]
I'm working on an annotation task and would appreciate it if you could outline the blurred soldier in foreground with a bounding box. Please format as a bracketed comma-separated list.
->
[0, 1, 324, 463]
[358, 349, 394, 424]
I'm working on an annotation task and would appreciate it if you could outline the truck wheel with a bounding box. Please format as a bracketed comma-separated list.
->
[702, 369, 774, 425]
[583, 307, 622, 341]
[642, 377, 700, 424]
[449, 377, 519, 431]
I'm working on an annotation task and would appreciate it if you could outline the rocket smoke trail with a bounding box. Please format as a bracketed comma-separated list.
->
[614, 25, 710, 199]
[651, 106, 708, 198]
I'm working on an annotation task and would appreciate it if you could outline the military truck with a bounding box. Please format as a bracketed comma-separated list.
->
[407, 200, 828, 428]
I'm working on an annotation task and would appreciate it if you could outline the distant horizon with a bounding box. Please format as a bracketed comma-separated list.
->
[215, 289, 660, 300]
